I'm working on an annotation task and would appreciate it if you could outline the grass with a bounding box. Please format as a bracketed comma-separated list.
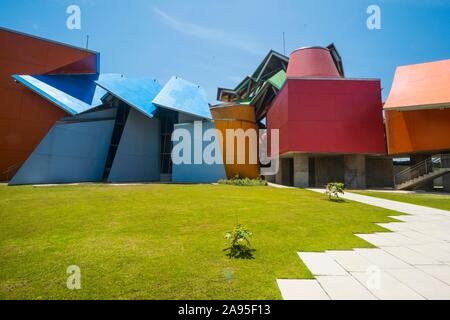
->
[218, 177, 268, 186]
[0, 184, 401, 300]
[353, 191, 450, 211]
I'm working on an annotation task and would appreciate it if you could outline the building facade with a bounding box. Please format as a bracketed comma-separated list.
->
[384, 59, 450, 191]
[1, 27, 449, 191]
[264, 47, 392, 189]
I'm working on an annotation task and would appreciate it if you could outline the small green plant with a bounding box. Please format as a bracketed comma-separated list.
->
[224, 224, 255, 259]
[218, 175, 268, 187]
[325, 182, 345, 200]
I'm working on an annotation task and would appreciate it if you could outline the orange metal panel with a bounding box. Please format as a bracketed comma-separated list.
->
[0, 28, 98, 180]
[212, 105, 260, 179]
[384, 59, 450, 111]
[211, 105, 256, 122]
[385, 109, 450, 155]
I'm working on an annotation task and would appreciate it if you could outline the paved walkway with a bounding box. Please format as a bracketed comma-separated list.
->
[277, 189, 450, 300]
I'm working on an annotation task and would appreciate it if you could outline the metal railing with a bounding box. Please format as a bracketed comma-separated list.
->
[394, 154, 450, 186]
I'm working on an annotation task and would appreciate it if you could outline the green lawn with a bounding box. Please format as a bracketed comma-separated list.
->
[353, 191, 450, 211]
[0, 184, 401, 300]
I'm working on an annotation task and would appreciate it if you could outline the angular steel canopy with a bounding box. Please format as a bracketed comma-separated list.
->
[12, 73, 123, 115]
[153, 76, 212, 120]
[95, 76, 162, 118]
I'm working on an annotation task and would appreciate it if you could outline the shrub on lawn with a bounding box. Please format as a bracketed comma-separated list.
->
[224, 224, 255, 259]
[325, 182, 345, 200]
[218, 175, 268, 187]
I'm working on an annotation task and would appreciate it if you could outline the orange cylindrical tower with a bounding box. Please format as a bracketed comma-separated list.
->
[211, 104, 260, 179]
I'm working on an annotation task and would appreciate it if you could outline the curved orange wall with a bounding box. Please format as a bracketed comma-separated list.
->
[211, 105, 260, 179]
[385, 109, 450, 155]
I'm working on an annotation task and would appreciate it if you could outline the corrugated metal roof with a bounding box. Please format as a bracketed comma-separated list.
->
[12, 73, 122, 115]
[95, 76, 162, 118]
[153, 76, 212, 119]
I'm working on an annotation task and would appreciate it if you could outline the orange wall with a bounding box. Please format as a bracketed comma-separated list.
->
[385, 108, 450, 155]
[211, 105, 260, 179]
[0, 29, 97, 180]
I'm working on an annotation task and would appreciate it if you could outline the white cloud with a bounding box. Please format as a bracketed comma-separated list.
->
[153, 7, 264, 56]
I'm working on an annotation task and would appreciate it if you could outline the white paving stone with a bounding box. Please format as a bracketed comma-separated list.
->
[406, 222, 444, 234]
[298, 252, 347, 276]
[408, 244, 450, 263]
[307, 189, 450, 217]
[381, 246, 440, 265]
[390, 215, 415, 222]
[351, 271, 424, 300]
[354, 248, 412, 269]
[377, 222, 410, 232]
[276, 279, 330, 300]
[326, 250, 373, 272]
[375, 232, 418, 246]
[416, 265, 450, 286]
[398, 230, 442, 244]
[316, 276, 376, 300]
[387, 269, 450, 300]
[355, 234, 397, 247]
[278, 190, 450, 300]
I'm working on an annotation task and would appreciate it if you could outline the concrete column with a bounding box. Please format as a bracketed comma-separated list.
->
[275, 159, 283, 185]
[293, 154, 309, 188]
[344, 155, 366, 189]
[442, 153, 450, 193]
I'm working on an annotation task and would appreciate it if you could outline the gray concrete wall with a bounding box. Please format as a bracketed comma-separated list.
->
[275, 158, 294, 186]
[366, 157, 394, 188]
[442, 153, 450, 193]
[314, 156, 344, 187]
[293, 154, 309, 188]
[344, 155, 366, 189]
[108, 108, 161, 182]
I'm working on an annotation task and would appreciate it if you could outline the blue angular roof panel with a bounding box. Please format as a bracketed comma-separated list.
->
[152, 76, 212, 119]
[95, 76, 162, 118]
[12, 73, 122, 115]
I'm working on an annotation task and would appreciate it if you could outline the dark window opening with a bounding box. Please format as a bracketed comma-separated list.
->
[156, 109, 178, 175]
[102, 100, 130, 181]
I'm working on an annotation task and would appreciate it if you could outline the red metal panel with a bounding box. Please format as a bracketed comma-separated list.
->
[267, 79, 386, 156]
[287, 47, 341, 78]
[0, 28, 99, 180]
[267, 82, 290, 156]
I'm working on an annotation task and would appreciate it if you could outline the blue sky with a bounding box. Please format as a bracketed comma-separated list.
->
[1, 0, 449, 102]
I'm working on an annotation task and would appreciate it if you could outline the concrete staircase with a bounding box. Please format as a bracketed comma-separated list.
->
[396, 168, 450, 190]
[395, 155, 450, 191]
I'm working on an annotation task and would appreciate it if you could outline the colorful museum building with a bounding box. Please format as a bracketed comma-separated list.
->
[1, 27, 449, 191]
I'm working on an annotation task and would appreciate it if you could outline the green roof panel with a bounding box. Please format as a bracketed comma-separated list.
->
[267, 69, 287, 90]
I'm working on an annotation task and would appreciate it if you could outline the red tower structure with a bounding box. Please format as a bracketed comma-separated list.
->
[267, 46, 390, 188]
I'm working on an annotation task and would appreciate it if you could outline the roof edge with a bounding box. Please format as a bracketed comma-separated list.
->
[12, 74, 77, 115]
[287, 77, 380, 81]
[384, 102, 450, 112]
[0, 26, 98, 55]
